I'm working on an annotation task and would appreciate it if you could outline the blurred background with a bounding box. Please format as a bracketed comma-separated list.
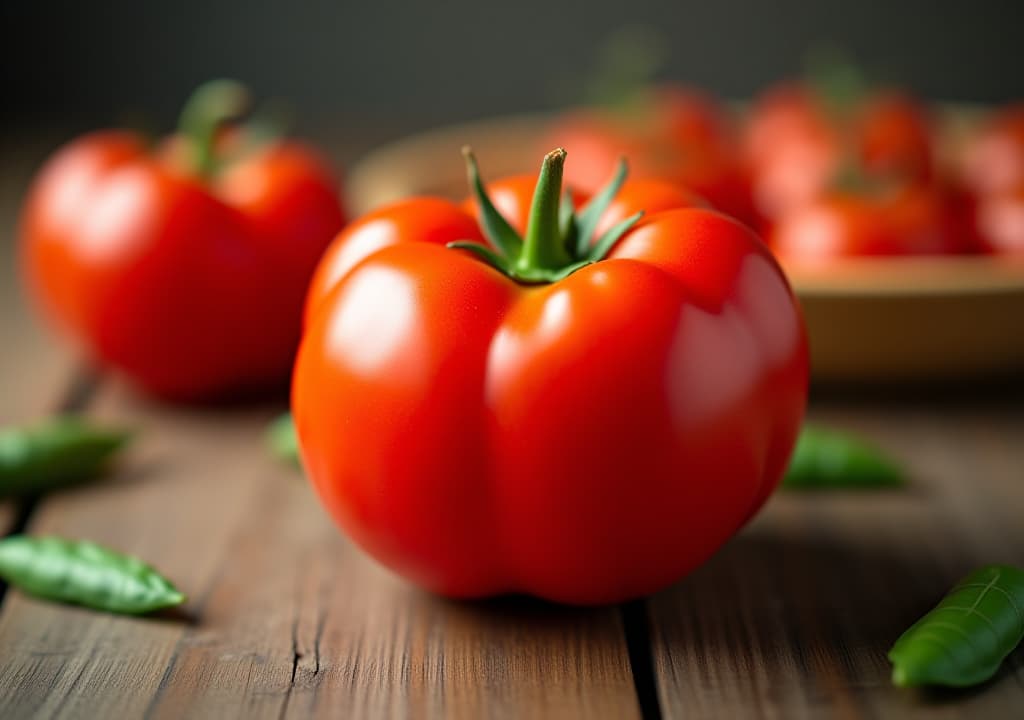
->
[3, 0, 1023, 134]
[3, 0, 1024, 386]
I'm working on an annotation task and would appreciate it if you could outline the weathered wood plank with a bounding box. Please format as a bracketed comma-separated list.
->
[0, 382, 641, 719]
[649, 403, 1024, 720]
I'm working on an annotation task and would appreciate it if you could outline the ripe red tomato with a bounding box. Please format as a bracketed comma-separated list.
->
[744, 84, 934, 227]
[771, 185, 960, 263]
[544, 86, 754, 224]
[960, 104, 1024, 198]
[21, 82, 344, 401]
[855, 92, 934, 182]
[973, 187, 1024, 255]
[293, 149, 808, 604]
[742, 85, 842, 223]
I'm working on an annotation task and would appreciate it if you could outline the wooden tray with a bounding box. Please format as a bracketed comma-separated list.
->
[347, 114, 1024, 383]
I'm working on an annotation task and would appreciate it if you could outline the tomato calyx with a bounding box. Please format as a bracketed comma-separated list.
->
[804, 48, 866, 121]
[177, 79, 284, 179]
[450, 148, 643, 284]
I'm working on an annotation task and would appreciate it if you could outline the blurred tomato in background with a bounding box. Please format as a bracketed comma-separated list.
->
[19, 81, 345, 401]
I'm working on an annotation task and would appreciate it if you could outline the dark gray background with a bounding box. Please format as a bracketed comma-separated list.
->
[2, 0, 1022, 133]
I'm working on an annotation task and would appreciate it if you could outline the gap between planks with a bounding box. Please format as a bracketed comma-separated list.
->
[647, 404, 1024, 720]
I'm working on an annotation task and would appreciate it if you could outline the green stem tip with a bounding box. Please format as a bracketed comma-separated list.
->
[177, 79, 251, 178]
[517, 148, 572, 275]
[449, 147, 642, 284]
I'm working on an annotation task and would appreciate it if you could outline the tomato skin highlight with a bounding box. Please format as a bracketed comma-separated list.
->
[305, 197, 483, 329]
[293, 163, 809, 604]
[21, 128, 344, 401]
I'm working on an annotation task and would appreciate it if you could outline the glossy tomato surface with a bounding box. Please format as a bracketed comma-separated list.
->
[21, 130, 344, 400]
[294, 177, 808, 604]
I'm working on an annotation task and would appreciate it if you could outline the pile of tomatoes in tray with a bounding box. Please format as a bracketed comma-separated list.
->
[544, 79, 1024, 265]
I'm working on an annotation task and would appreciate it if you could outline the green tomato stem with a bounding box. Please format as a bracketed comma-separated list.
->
[177, 79, 250, 178]
[516, 149, 573, 275]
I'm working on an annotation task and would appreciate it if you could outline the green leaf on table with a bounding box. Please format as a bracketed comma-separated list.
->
[782, 425, 903, 490]
[889, 564, 1024, 687]
[0, 417, 132, 497]
[266, 413, 300, 467]
[0, 536, 185, 615]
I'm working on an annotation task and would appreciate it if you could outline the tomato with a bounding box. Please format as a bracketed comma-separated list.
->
[293, 149, 808, 604]
[20, 81, 344, 401]
[306, 197, 484, 329]
[592, 177, 708, 238]
[855, 92, 934, 182]
[543, 86, 755, 224]
[960, 105, 1024, 198]
[744, 84, 934, 227]
[743, 85, 842, 223]
[973, 187, 1024, 255]
[771, 185, 961, 263]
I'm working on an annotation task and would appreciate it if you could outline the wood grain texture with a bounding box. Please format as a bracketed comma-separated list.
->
[649, 403, 1024, 719]
[0, 382, 640, 720]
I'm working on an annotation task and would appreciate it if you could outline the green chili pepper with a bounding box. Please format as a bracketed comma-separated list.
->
[889, 564, 1024, 688]
[0, 536, 185, 614]
[782, 425, 903, 490]
[266, 412, 299, 467]
[0, 417, 132, 497]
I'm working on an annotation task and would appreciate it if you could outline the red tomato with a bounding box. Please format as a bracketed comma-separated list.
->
[855, 92, 934, 182]
[544, 86, 754, 224]
[305, 197, 483, 329]
[960, 104, 1024, 198]
[592, 178, 707, 238]
[21, 82, 345, 401]
[771, 185, 960, 263]
[743, 85, 841, 223]
[293, 150, 808, 604]
[973, 187, 1024, 255]
[743, 84, 837, 171]
[744, 84, 934, 227]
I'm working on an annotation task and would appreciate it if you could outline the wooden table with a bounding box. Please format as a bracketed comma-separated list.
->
[1, 130, 1022, 719]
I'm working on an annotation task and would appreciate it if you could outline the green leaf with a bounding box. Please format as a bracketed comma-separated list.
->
[782, 425, 903, 490]
[559, 189, 578, 257]
[266, 413, 300, 466]
[461, 147, 522, 258]
[889, 565, 1024, 687]
[0, 417, 132, 497]
[587, 211, 644, 262]
[447, 241, 512, 276]
[510, 259, 593, 284]
[575, 158, 628, 257]
[0, 536, 185, 615]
